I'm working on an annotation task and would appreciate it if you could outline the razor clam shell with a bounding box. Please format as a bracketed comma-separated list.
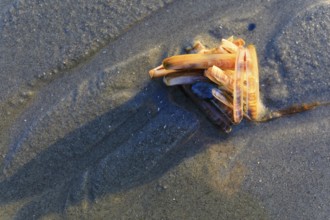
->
[220, 38, 239, 53]
[211, 88, 233, 109]
[163, 71, 206, 86]
[149, 64, 184, 78]
[181, 85, 232, 133]
[246, 45, 263, 120]
[163, 53, 236, 70]
[204, 66, 233, 90]
[191, 82, 216, 99]
[233, 47, 245, 124]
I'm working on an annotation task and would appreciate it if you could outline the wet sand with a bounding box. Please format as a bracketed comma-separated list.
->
[0, 0, 329, 219]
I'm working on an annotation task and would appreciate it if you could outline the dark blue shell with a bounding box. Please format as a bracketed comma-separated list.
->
[191, 82, 216, 99]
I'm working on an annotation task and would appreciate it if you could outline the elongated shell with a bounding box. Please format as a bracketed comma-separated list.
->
[246, 45, 265, 120]
[163, 53, 236, 70]
[163, 71, 205, 86]
[181, 85, 232, 133]
[149, 65, 184, 78]
[232, 47, 245, 124]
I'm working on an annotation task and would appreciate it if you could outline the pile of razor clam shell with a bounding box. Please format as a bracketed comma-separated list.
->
[149, 36, 325, 133]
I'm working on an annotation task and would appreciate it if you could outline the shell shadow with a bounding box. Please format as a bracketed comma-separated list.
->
[0, 82, 231, 219]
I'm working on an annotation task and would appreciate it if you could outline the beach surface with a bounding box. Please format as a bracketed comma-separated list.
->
[0, 0, 329, 219]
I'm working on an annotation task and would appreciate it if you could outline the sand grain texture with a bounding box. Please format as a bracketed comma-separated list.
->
[0, 0, 329, 219]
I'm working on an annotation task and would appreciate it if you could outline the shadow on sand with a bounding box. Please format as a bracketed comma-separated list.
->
[0, 81, 227, 219]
